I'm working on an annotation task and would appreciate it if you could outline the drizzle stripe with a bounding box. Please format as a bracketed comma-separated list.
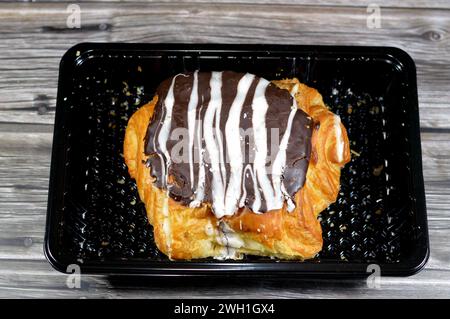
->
[156, 74, 179, 186]
[187, 71, 199, 186]
[251, 78, 276, 212]
[203, 71, 226, 216]
[271, 102, 298, 210]
[224, 73, 256, 216]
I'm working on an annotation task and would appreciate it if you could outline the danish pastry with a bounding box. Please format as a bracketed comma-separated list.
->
[124, 71, 350, 260]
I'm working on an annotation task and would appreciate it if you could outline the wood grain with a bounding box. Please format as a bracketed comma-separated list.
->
[0, 1, 449, 298]
[1, 259, 450, 299]
[1, 3, 450, 129]
[18, 0, 450, 10]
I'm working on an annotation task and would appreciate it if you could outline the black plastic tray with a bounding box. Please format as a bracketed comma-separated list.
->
[45, 43, 429, 276]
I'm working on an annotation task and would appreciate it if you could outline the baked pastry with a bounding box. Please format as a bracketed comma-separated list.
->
[124, 71, 350, 260]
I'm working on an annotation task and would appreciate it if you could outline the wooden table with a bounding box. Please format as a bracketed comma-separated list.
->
[1, 0, 449, 298]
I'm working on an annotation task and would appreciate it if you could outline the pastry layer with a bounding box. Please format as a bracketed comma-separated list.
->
[124, 76, 350, 260]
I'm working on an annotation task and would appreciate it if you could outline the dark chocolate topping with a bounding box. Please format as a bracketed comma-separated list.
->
[144, 71, 312, 217]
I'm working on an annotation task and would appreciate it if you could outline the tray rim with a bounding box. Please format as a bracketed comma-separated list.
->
[44, 42, 429, 277]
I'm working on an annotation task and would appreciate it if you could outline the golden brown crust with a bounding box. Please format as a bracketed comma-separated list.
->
[123, 78, 350, 260]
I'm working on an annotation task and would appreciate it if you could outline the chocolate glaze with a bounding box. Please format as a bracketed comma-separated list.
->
[144, 71, 312, 216]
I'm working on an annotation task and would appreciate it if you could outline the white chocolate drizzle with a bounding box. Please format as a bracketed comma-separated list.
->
[149, 72, 311, 218]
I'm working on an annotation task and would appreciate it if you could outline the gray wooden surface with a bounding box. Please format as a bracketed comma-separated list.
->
[1, 0, 449, 299]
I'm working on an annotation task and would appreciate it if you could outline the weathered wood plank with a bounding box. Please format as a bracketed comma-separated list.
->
[0, 3, 449, 128]
[11, 0, 450, 10]
[0, 260, 450, 299]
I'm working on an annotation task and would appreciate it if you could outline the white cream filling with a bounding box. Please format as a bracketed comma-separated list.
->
[213, 221, 244, 260]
